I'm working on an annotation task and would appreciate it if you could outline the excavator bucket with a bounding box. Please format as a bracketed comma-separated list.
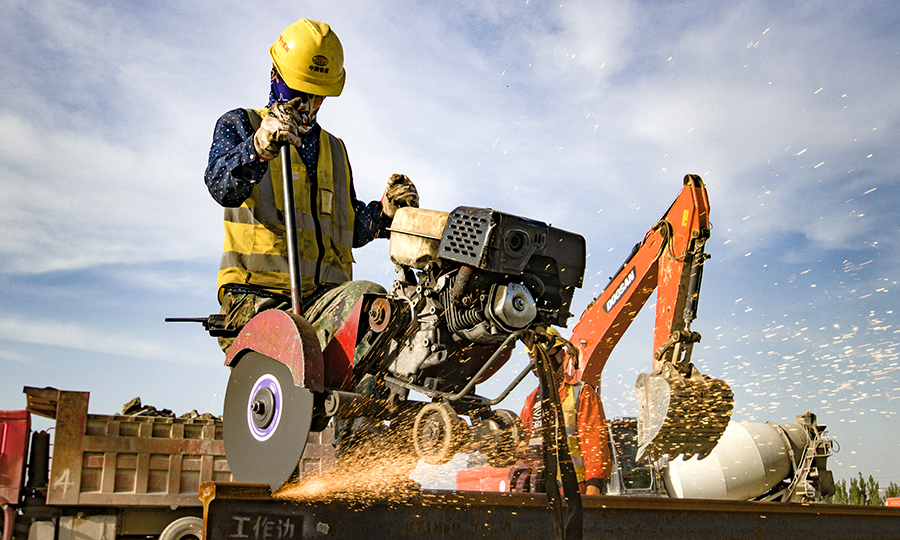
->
[635, 362, 733, 461]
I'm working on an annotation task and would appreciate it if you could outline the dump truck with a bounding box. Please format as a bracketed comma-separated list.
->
[0, 387, 333, 540]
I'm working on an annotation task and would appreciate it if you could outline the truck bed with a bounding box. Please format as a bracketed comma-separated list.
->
[25, 387, 231, 508]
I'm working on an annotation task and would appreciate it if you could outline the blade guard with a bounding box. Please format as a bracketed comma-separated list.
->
[226, 309, 324, 392]
[635, 362, 734, 461]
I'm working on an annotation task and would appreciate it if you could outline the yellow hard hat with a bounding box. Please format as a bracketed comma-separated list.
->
[270, 19, 345, 97]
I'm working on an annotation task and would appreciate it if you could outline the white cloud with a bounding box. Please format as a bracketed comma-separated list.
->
[0, 109, 219, 273]
[529, 0, 638, 91]
[594, 1, 900, 256]
[0, 315, 212, 366]
[0, 349, 36, 365]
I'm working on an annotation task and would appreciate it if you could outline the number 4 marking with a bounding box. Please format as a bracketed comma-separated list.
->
[54, 468, 75, 496]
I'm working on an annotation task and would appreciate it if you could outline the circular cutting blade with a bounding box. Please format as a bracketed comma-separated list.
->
[224, 351, 314, 492]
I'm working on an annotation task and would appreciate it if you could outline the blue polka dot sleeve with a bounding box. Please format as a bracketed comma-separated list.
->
[204, 109, 268, 207]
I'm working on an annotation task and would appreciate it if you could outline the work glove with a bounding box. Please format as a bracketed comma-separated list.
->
[381, 173, 419, 218]
[253, 98, 304, 161]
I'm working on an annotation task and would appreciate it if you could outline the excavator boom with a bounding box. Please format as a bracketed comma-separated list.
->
[571, 175, 733, 460]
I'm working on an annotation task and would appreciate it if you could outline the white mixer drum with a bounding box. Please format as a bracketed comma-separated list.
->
[663, 421, 806, 500]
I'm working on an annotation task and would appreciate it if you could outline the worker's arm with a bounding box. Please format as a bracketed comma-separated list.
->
[577, 383, 611, 492]
[204, 109, 270, 208]
[350, 171, 418, 247]
[351, 197, 389, 247]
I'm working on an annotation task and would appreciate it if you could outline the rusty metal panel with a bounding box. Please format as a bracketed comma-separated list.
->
[24, 387, 62, 420]
[200, 455, 215, 485]
[58, 515, 117, 540]
[46, 390, 89, 505]
[73, 414, 231, 506]
[76, 492, 204, 507]
[201, 483, 900, 540]
[100, 451, 116, 494]
[167, 454, 183, 496]
[135, 452, 150, 494]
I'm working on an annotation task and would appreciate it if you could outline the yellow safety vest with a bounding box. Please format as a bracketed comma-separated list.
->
[217, 108, 355, 302]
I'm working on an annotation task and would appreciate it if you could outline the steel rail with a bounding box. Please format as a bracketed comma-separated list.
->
[200, 482, 900, 540]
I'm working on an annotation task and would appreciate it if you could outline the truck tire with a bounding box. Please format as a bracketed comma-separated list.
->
[159, 516, 203, 540]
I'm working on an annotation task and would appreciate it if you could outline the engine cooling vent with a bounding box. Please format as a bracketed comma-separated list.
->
[437, 205, 585, 327]
[439, 207, 493, 267]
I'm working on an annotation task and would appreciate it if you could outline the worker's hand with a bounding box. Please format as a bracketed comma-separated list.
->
[382, 173, 419, 218]
[253, 99, 304, 161]
[585, 485, 601, 496]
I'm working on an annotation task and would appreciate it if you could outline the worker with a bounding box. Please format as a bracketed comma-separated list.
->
[518, 328, 612, 495]
[204, 18, 419, 353]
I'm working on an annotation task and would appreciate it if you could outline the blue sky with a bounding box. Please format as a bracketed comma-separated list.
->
[2, 0, 898, 487]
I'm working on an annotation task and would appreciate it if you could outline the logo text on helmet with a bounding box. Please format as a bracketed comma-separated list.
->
[308, 65, 330, 74]
[278, 34, 293, 53]
[312, 55, 329, 67]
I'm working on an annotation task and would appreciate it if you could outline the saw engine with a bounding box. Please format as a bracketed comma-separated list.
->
[341, 206, 587, 465]
[364, 206, 584, 394]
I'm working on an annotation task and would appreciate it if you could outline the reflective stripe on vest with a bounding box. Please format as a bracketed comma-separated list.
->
[217, 109, 354, 300]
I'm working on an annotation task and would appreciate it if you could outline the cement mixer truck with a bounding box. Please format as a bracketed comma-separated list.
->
[458, 411, 835, 502]
[608, 411, 834, 501]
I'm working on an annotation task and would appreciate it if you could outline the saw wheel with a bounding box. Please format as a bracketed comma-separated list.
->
[413, 402, 467, 465]
[224, 351, 314, 492]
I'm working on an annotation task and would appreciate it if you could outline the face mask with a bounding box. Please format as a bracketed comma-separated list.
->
[269, 67, 325, 133]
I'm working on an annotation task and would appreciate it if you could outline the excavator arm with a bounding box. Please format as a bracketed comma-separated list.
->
[570, 175, 733, 460]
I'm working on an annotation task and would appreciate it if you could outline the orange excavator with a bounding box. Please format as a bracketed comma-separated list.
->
[569, 173, 732, 461]
[465, 174, 734, 502]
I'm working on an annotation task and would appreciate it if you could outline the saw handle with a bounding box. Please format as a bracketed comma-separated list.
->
[279, 144, 303, 315]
